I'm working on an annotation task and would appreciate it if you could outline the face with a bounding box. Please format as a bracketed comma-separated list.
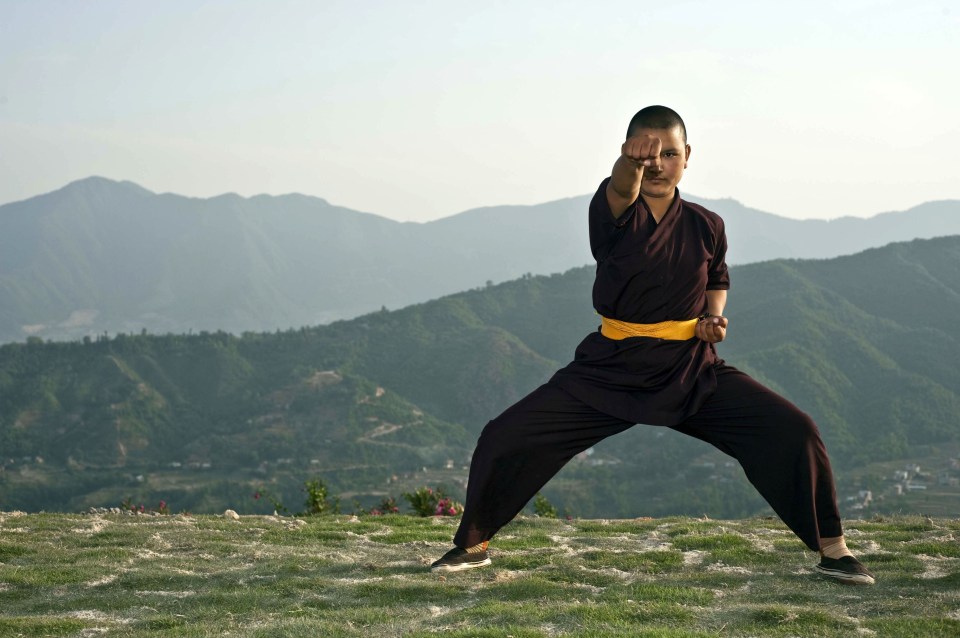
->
[636, 125, 690, 201]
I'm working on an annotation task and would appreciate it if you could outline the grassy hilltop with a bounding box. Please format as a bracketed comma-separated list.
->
[1, 512, 958, 637]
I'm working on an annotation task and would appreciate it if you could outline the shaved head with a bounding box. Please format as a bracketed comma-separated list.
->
[626, 105, 687, 143]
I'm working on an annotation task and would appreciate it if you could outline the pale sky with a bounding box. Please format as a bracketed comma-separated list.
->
[1, 0, 957, 221]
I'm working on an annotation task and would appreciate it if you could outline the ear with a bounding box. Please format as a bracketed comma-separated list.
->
[684, 144, 692, 168]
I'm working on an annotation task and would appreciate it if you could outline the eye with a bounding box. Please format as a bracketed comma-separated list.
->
[663, 151, 677, 158]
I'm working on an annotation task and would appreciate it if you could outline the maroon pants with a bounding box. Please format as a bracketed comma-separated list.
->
[453, 364, 842, 552]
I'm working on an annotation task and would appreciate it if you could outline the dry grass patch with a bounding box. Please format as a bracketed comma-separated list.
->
[1, 513, 958, 636]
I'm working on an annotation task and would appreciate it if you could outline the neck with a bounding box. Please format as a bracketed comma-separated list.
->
[641, 192, 674, 223]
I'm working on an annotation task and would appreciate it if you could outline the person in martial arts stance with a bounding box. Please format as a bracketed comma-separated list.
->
[430, 105, 875, 585]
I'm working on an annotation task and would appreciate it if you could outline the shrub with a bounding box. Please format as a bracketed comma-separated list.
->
[253, 478, 339, 516]
[119, 498, 171, 515]
[253, 488, 289, 515]
[402, 486, 463, 517]
[303, 478, 339, 515]
[532, 493, 559, 518]
[434, 497, 463, 516]
[369, 496, 400, 516]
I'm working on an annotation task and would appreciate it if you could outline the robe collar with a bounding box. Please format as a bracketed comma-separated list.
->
[634, 188, 682, 234]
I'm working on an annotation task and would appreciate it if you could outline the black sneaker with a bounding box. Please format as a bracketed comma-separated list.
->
[430, 547, 492, 573]
[816, 555, 875, 585]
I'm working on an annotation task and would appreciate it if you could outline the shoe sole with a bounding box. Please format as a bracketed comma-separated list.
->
[815, 566, 875, 585]
[430, 557, 492, 573]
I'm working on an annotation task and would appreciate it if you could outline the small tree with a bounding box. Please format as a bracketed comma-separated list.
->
[532, 492, 559, 518]
[303, 478, 339, 515]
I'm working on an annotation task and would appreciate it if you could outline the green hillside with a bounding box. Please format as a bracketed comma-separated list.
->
[2, 237, 960, 517]
[0, 332, 470, 512]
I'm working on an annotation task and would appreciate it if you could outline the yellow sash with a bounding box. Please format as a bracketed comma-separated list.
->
[600, 315, 698, 341]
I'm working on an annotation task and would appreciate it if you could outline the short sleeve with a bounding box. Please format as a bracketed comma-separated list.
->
[707, 219, 730, 290]
[588, 177, 637, 261]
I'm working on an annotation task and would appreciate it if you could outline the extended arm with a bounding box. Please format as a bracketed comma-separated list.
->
[605, 135, 662, 220]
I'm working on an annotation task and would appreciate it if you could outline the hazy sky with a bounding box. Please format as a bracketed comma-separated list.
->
[1, 1, 957, 221]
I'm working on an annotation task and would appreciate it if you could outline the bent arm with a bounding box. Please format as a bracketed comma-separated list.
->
[705, 289, 727, 317]
[696, 290, 728, 343]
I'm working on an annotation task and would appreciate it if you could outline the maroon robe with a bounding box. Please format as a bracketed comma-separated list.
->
[551, 177, 730, 426]
[451, 178, 842, 552]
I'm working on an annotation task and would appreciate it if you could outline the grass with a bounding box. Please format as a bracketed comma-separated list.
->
[1, 512, 959, 637]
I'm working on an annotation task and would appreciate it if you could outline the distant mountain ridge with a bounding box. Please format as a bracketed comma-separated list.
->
[1, 176, 958, 343]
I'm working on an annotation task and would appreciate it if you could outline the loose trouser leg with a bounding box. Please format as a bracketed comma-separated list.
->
[453, 382, 634, 549]
[670, 364, 842, 551]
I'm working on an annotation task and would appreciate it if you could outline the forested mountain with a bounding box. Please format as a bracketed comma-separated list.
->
[2, 177, 958, 343]
[2, 236, 959, 516]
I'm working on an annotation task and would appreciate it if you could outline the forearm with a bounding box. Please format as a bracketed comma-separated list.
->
[605, 155, 643, 220]
[705, 289, 727, 316]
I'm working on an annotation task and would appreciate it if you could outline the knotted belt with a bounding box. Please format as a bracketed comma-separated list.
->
[600, 315, 699, 341]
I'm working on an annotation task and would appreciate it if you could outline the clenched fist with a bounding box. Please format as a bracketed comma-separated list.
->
[695, 315, 727, 343]
[621, 134, 663, 171]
